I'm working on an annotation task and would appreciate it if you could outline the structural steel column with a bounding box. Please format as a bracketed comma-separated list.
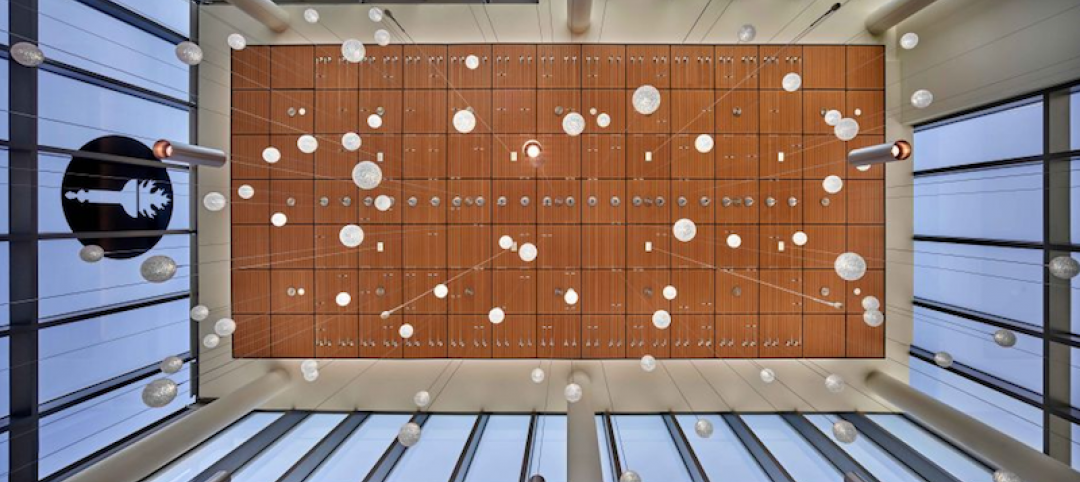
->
[567, 371, 603, 482]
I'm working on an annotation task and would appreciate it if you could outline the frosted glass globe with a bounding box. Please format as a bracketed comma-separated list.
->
[596, 113, 612, 128]
[203, 334, 220, 349]
[465, 54, 480, 70]
[934, 351, 954, 368]
[375, 29, 391, 47]
[640, 355, 657, 372]
[662, 285, 678, 300]
[834, 252, 867, 281]
[652, 310, 671, 330]
[619, 470, 642, 482]
[160, 356, 184, 374]
[792, 231, 808, 246]
[835, 118, 860, 141]
[369, 7, 385, 22]
[368, 114, 384, 129]
[399, 323, 415, 339]
[900, 32, 919, 50]
[227, 33, 247, 51]
[433, 284, 449, 299]
[297, 135, 319, 154]
[342, 132, 362, 151]
[861, 296, 880, 311]
[911, 89, 934, 109]
[531, 367, 546, 383]
[335, 292, 352, 307]
[832, 420, 858, 443]
[190, 305, 210, 321]
[564, 383, 583, 403]
[342, 39, 366, 63]
[737, 24, 757, 43]
[694, 418, 714, 438]
[303, 369, 319, 382]
[825, 374, 846, 393]
[352, 161, 384, 190]
[564, 288, 579, 305]
[499, 235, 515, 250]
[301, 359, 319, 374]
[238, 184, 255, 200]
[562, 112, 586, 136]
[141, 255, 178, 283]
[175, 41, 204, 66]
[489, 307, 506, 324]
[863, 310, 884, 327]
[303, 8, 320, 23]
[824, 109, 842, 126]
[398, 422, 422, 447]
[203, 192, 227, 212]
[673, 218, 697, 242]
[694, 134, 714, 153]
[822, 175, 844, 194]
[632, 85, 661, 115]
[760, 368, 776, 384]
[414, 390, 431, 408]
[10, 42, 45, 67]
[1049, 256, 1080, 279]
[782, 72, 802, 92]
[142, 378, 179, 408]
[79, 244, 105, 263]
[453, 109, 477, 134]
[214, 318, 236, 337]
[993, 329, 1017, 348]
[726, 234, 742, 249]
[339, 225, 365, 248]
[519, 243, 538, 262]
[262, 147, 281, 164]
[271, 212, 288, 227]
[375, 195, 394, 212]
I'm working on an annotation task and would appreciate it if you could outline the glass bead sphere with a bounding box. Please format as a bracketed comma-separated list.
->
[79, 244, 105, 263]
[662, 285, 678, 300]
[911, 89, 934, 109]
[381, 311, 392, 320]
[398, 422, 422, 447]
[694, 418, 714, 438]
[369, 7, 385, 22]
[342, 39, 366, 63]
[619, 470, 642, 482]
[214, 318, 236, 337]
[238, 184, 255, 200]
[375, 29, 391, 47]
[792, 231, 808, 246]
[562, 112, 586, 136]
[335, 292, 351, 307]
[694, 134, 715, 153]
[564, 383, 583, 403]
[141, 255, 178, 283]
[518, 243, 538, 262]
[368, 114, 384, 129]
[564, 288, 579, 306]
[900, 32, 920, 50]
[414, 390, 431, 408]
[760, 368, 776, 384]
[303, 369, 319, 382]
[399, 323, 415, 339]
[737, 24, 757, 42]
[834, 252, 868, 281]
[190, 305, 210, 321]
[531, 367, 546, 383]
[301, 359, 319, 375]
[863, 310, 884, 327]
[861, 296, 881, 311]
[835, 117, 860, 141]
[498, 235, 515, 250]
[339, 224, 365, 248]
[433, 284, 449, 299]
[489, 307, 506, 324]
[782, 72, 802, 92]
[203, 192, 227, 212]
[824, 109, 842, 126]
[934, 351, 954, 368]
[596, 113, 612, 128]
[994, 329, 1017, 348]
[375, 195, 394, 212]
[298, 135, 319, 154]
[822, 175, 844, 194]
[227, 33, 247, 51]
[825, 374, 846, 393]
[303, 8, 320, 23]
[465, 55, 481, 70]
[203, 334, 220, 349]
[992, 471, 1021, 482]
[175, 41, 203, 66]
[142, 378, 179, 408]
[262, 147, 281, 164]
[10, 42, 45, 67]
[1049, 256, 1080, 279]
[342, 132, 362, 151]
[727, 233, 742, 249]
[632, 85, 662, 115]
[271, 213, 288, 227]
[832, 420, 858, 443]
[160, 356, 184, 374]
[673, 218, 697, 242]
[652, 310, 671, 330]
[640, 355, 657, 372]
[453, 109, 477, 134]
[352, 161, 384, 190]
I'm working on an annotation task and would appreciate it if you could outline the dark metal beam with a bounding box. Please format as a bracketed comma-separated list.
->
[603, 413, 623, 476]
[72, 0, 187, 44]
[37, 292, 190, 328]
[518, 413, 537, 482]
[722, 414, 795, 482]
[364, 413, 431, 482]
[277, 413, 370, 482]
[840, 414, 963, 482]
[662, 414, 709, 482]
[40, 352, 193, 417]
[449, 414, 489, 482]
[782, 414, 880, 482]
[191, 411, 309, 482]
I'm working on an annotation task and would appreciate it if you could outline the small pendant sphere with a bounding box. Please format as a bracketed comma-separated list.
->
[652, 310, 671, 330]
[398, 422, 422, 447]
[203, 192, 227, 212]
[227, 33, 247, 51]
[994, 329, 1017, 348]
[760, 368, 776, 384]
[825, 374, 846, 393]
[632, 85, 661, 115]
[900, 32, 920, 50]
[271, 213, 288, 227]
[141, 255, 178, 283]
[160, 356, 184, 374]
[203, 334, 220, 349]
[375, 195, 394, 212]
[822, 175, 844, 194]
[175, 41, 203, 66]
[352, 161, 384, 190]
[342, 39, 366, 63]
[368, 114, 384, 129]
[399, 323, 415, 339]
[863, 310, 884, 327]
[694, 418, 714, 438]
[214, 318, 237, 337]
[861, 296, 881, 311]
[694, 134, 714, 153]
[142, 378, 179, 408]
[369, 7, 385, 22]
[824, 109, 842, 126]
[238, 184, 255, 199]
[339, 224, 365, 248]
[335, 292, 352, 307]
[934, 351, 954, 368]
[190, 305, 210, 321]
[530, 367, 546, 383]
[414, 390, 431, 408]
[79, 244, 105, 263]
[562, 112, 586, 136]
[832, 420, 858, 444]
[834, 252, 867, 281]
[489, 307, 506, 324]
[640, 355, 657, 372]
[619, 470, 642, 482]
[375, 29, 391, 47]
[342, 132, 362, 151]
[518, 243, 538, 262]
[662, 285, 678, 300]
[303, 8, 320, 23]
[737, 24, 757, 42]
[262, 147, 281, 164]
[597, 113, 612, 128]
[782, 73, 802, 92]
[465, 55, 481, 70]
[673, 218, 697, 242]
[792, 231, 808, 246]
[911, 89, 934, 109]
[564, 383, 583, 403]
[453, 109, 478, 134]
[726, 233, 742, 249]
[834, 118, 860, 141]
[301, 360, 319, 375]
[11, 42, 45, 67]
[297, 135, 319, 154]
[1049, 256, 1080, 279]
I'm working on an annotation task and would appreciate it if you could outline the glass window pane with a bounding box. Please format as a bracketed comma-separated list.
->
[675, 414, 770, 482]
[910, 357, 1043, 450]
[0, 60, 8, 139]
[913, 306, 1043, 394]
[464, 415, 531, 482]
[111, 0, 190, 38]
[914, 163, 1041, 242]
[741, 415, 842, 482]
[611, 415, 693, 482]
[595, 416, 614, 482]
[0, 432, 8, 482]
[38, 363, 193, 477]
[1072, 348, 1080, 410]
[306, 414, 411, 482]
[145, 412, 282, 482]
[914, 242, 1043, 325]
[0, 0, 8, 45]
[38, 236, 190, 319]
[0, 242, 9, 327]
[0, 337, 8, 418]
[1070, 164, 1080, 245]
[1071, 91, 1079, 151]
[0, 149, 9, 233]
[39, 299, 189, 402]
[386, 415, 477, 482]
[867, 414, 992, 481]
[38, 71, 189, 151]
[914, 100, 1043, 171]
[232, 414, 346, 482]
[39, 0, 189, 99]
[528, 415, 567, 482]
[805, 415, 925, 482]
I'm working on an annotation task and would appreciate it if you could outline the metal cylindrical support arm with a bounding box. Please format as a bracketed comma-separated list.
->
[865, 0, 937, 35]
[226, 0, 290, 33]
[567, 0, 593, 34]
[847, 140, 911, 166]
[866, 370, 1080, 482]
[65, 369, 292, 482]
[153, 140, 227, 168]
[566, 371, 603, 482]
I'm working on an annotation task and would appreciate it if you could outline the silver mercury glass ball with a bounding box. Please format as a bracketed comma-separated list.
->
[11, 42, 45, 67]
[737, 24, 757, 43]
[694, 418, 714, 438]
[673, 218, 698, 243]
[934, 351, 954, 368]
[141, 255, 178, 283]
[1049, 256, 1080, 280]
[214, 318, 237, 337]
[834, 252, 868, 281]
[531, 367, 546, 384]
[398, 422, 422, 447]
[632, 85, 661, 115]
[825, 374, 846, 393]
[352, 161, 384, 190]
[190, 305, 210, 321]
[760, 368, 776, 384]
[375, 29, 392, 47]
[832, 420, 858, 444]
[993, 329, 1017, 348]
[160, 356, 184, 374]
[619, 470, 642, 482]
[175, 41, 204, 66]
[413, 390, 431, 408]
[562, 112, 586, 136]
[79, 244, 105, 263]
[142, 378, 179, 408]
[992, 470, 1022, 482]
[564, 383, 583, 403]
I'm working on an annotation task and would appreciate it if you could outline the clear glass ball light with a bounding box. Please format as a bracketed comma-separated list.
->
[433, 284, 449, 299]
[339, 224, 365, 248]
[341, 39, 366, 63]
[262, 147, 281, 164]
[564, 383, 583, 403]
[900, 32, 920, 50]
[398, 422, 422, 447]
[10, 42, 45, 67]
[694, 418, 714, 438]
[792, 231, 808, 246]
[369, 6, 385, 22]
[834, 252, 868, 281]
[214, 318, 236, 337]
[79, 244, 105, 263]
[238, 184, 255, 200]
[298, 135, 319, 154]
[863, 310, 884, 327]
[694, 134, 714, 153]
[760, 368, 776, 384]
[414, 390, 431, 408]
[824, 109, 842, 126]
[564, 288, 579, 306]
[662, 285, 678, 301]
[303, 369, 319, 382]
[203, 192, 227, 212]
[632, 85, 662, 115]
[498, 235, 515, 250]
[531, 367, 546, 383]
[203, 334, 220, 349]
[832, 420, 858, 443]
[375, 29, 392, 47]
[835, 118, 860, 141]
[335, 292, 352, 307]
[519, 242, 538, 262]
[342, 132, 362, 151]
[303, 8, 320, 23]
[727, 233, 742, 249]
[822, 175, 844, 194]
[375, 195, 394, 212]
[825, 374, 846, 393]
[381, 311, 391, 320]
[934, 351, 954, 368]
[368, 114, 384, 129]
[155, 358, 184, 380]
[489, 307, 506, 324]
[141, 255, 178, 283]
[911, 89, 934, 109]
[673, 218, 697, 242]
[737, 24, 757, 43]
[271, 212, 288, 227]
[640, 355, 657, 372]
[352, 161, 384, 190]
[190, 305, 210, 321]
[562, 112, 586, 136]
[652, 310, 671, 330]
[175, 41, 204, 66]
[992, 470, 1022, 482]
[453, 109, 477, 134]
[861, 296, 881, 311]
[619, 470, 642, 482]
[228, 33, 247, 51]
[781, 72, 802, 92]
[596, 113, 612, 128]
[465, 54, 481, 70]
[301, 359, 319, 375]
[399, 323, 414, 339]
[142, 378, 179, 408]
[1049, 256, 1080, 280]
[993, 329, 1017, 348]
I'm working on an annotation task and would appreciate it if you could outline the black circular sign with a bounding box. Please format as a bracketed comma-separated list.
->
[61, 136, 174, 259]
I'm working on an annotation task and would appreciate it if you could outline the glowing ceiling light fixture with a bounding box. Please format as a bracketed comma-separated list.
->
[900, 32, 919, 50]
[465, 54, 481, 70]
[367, 113, 384, 129]
[453, 108, 477, 134]
[781, 72, 802, 92]
[522, 139, 543, 159]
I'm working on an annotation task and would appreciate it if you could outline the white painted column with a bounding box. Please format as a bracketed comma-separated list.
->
[566, 370, 604, 482]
